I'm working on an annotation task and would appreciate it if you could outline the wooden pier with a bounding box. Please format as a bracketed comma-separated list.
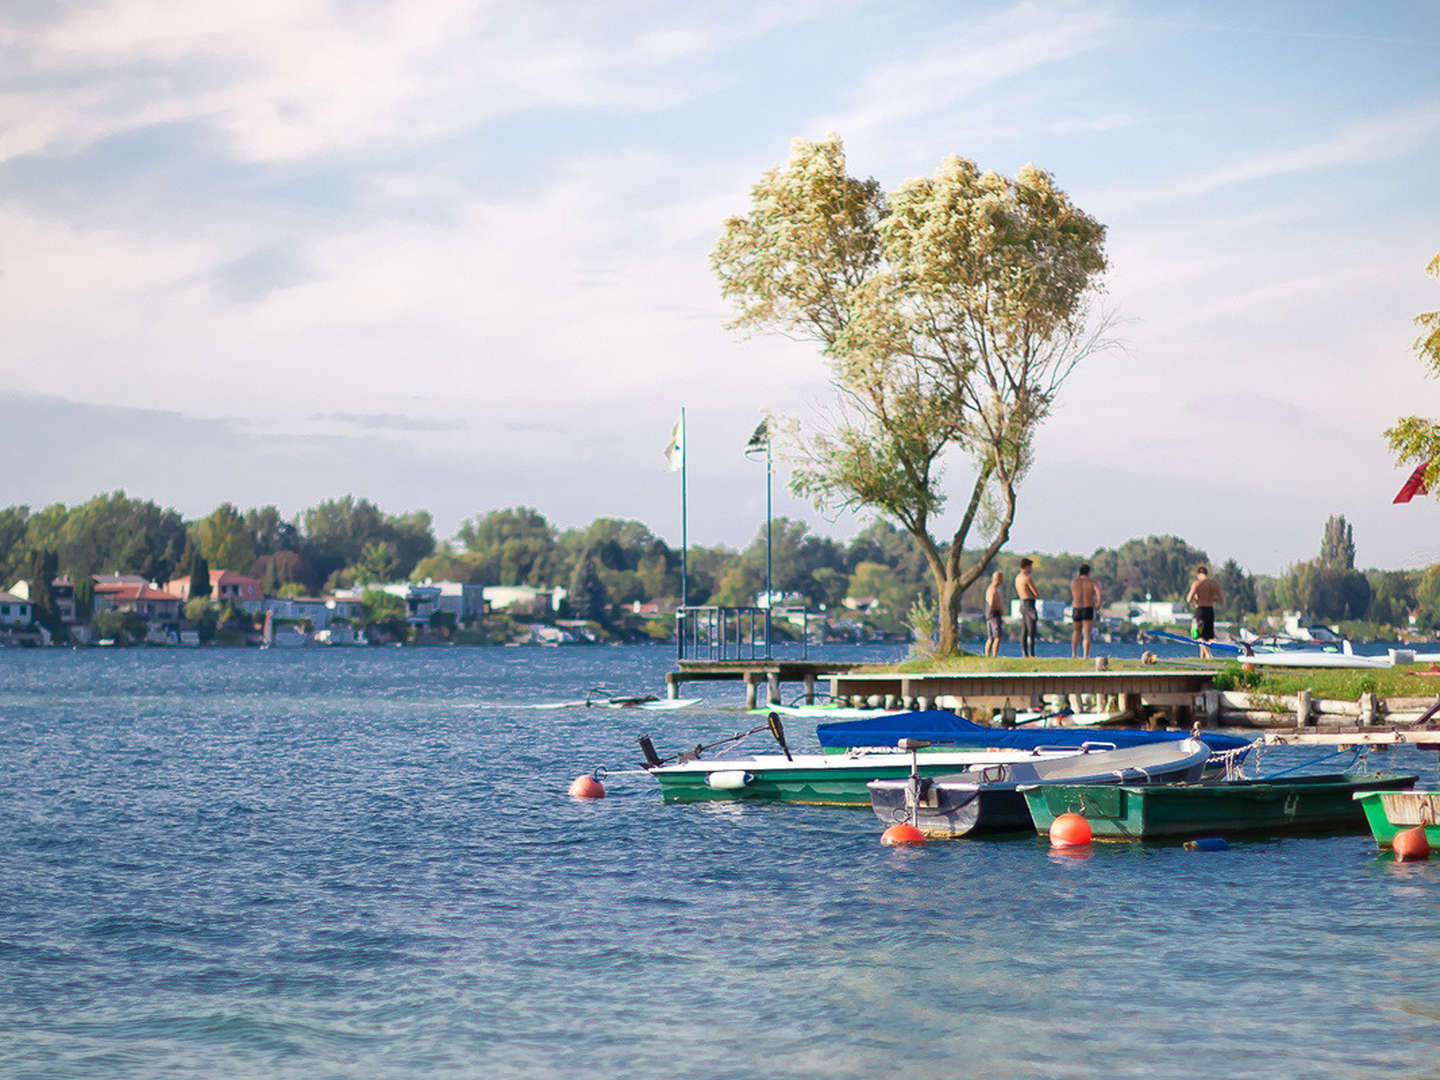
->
[669, 660, 867, 710]
[826, 668, 1216, 726]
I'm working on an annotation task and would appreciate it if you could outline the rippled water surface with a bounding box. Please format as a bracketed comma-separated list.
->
[2, 644, 1438, 1079]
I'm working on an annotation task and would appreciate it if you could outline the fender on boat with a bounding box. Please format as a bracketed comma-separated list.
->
[705, 770, 755, 790]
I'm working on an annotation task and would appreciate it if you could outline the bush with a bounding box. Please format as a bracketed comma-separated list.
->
[1212, 662, 1265, 692]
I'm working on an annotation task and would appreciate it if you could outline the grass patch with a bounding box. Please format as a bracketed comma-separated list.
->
[850, 655, 1439, 699]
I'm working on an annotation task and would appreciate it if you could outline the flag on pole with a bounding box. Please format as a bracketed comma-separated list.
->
[664, 416, 684, 472]
[1394, 461, 1431, 504]
[744, 419, 769, 457]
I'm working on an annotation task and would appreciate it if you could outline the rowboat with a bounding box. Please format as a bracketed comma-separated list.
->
[867, 738, 1211, 838]
[1020, 772, 1418, 840]
[645, 745, 1088, 806]
[816, 709, 1251, 763]
[1353, 790, 1440, 848]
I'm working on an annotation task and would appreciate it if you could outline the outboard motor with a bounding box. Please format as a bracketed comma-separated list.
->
[638, 735, 662, 768]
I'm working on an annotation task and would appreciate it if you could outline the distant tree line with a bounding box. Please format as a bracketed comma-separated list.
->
[1, 495, 1435, 633]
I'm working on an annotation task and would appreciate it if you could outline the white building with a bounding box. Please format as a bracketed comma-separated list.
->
[483, 585, 566, 615]
[261, 596, 333, 630]
[1102, 600, 1191, 625]
[332, 584, 441, 625]
[430, 581, 487, 621]
[1009, 598, 1067, 621]
[0, 591, 34, 626]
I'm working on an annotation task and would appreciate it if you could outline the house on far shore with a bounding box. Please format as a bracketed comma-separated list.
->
[166, 570, 264, 612]
[0, 591, 34, 627]
[483, 585, 567, 616]
[93, 582, 183, 622]
[7, 577, 78, 623]
[261, 596, 332, 630]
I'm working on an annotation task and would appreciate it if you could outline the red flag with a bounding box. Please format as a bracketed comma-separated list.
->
[1394, 461, 1430, 504]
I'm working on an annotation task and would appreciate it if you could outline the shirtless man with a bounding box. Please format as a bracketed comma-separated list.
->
[984, 570, 1006, 658]
[1014, 558, 1039, 658]
[1069, 564, 1101, 659]
[1186, 565, 1225, 660]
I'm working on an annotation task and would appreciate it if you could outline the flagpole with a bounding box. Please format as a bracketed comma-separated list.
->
[680, 407, 688, 608]
[765, 433, 772, 659]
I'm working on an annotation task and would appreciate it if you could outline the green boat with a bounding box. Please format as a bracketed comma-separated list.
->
[1020, 772, 1418, 840]
[1353, 790, 1440, 848]
[647, 747, 1082, 806]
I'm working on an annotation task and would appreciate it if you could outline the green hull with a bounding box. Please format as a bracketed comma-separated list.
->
[655, 763, 957, 807]
[1022, 773, 1417, 840]
[1353, 790, 1440, 848]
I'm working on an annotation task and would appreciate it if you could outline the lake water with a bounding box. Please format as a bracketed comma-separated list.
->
[2, 643, 1438, 1079]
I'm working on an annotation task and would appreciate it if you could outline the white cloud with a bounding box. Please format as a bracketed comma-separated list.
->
[816, 2, 1117, 138]
[1105, 98, 1440, 207]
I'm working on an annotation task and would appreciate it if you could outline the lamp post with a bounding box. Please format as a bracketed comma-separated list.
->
[745, 419, 772, 658]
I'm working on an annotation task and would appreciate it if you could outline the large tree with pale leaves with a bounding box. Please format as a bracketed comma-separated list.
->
[712, 134, 1110, 654]
[1386, 252, 1440, 492]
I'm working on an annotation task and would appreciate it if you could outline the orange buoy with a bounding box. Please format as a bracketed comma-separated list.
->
[1050, 812, 1092, 848]
[569, 775, 606, 800]
[1393, 824, 1431, 861]
[881, 822, 926, 846]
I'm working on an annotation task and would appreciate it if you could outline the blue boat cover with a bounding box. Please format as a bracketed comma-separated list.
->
[814, 710, 1251, 755]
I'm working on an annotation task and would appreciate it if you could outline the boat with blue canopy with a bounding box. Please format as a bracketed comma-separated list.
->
[815, 709, 1251, 763]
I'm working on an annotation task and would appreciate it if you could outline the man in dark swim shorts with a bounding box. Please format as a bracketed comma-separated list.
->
[1069, 564, 1101, 659]
[1186, 565, 1224, 660]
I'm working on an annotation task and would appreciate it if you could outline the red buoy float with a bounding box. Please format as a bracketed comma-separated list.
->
[569, 775, 606, 800]
[1393, 824, 1431, 861]
[1049, 812, 1092, 848]
[881, 822, 926, 846]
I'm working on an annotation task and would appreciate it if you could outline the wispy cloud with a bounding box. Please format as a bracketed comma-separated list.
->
[309, 412, 467, 433]
[1047, 113, 1135, 136]
[816, 2, 1117, 137]
[1107, 98, 1440, 207]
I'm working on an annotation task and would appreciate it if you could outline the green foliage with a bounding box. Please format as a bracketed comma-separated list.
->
[1366, 570, 1417, 625]
[194, 503, 255, 573]
[25, 549, 59, 630]
[354, 541, 400, 584]
[360, 589, 408, 641]
[1386, 252, 1440, 492]
[22, 491, 186, 584]
[0, 506, 29, 585]
[90, 609, 131, 643]
[457, 507, 556, 586]
[188, 552, 211, 600]
[907, 595, 939, 658]
[567, 548, 611, 625]
[713, 134, 1110, 655]
[1088, 536, 1210, 602]
[252, 550, 316, 594]
[1319, 514, 1356, 570]
[1211, 663, 1265, 692]
[302, 496, 434, 585]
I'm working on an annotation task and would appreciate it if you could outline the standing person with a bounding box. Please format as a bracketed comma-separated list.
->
[1070, 564, 1101, 659]
[1186, 565, 1224, 660]
[984, 570, 1006, 658]
[1015, 558, 1039, 658]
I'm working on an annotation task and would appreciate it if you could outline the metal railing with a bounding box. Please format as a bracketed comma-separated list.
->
[676, 606, 810, 661]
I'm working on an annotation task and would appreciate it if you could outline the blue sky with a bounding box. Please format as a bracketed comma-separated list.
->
[2, 0, 1438, 573]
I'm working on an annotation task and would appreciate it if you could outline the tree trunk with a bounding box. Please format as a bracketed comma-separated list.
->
[935, 571, 961, 655]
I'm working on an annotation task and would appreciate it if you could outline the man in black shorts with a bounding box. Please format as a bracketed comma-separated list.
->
[1069, 564, 1101, 659]
[1186, 565, 1224, 660]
